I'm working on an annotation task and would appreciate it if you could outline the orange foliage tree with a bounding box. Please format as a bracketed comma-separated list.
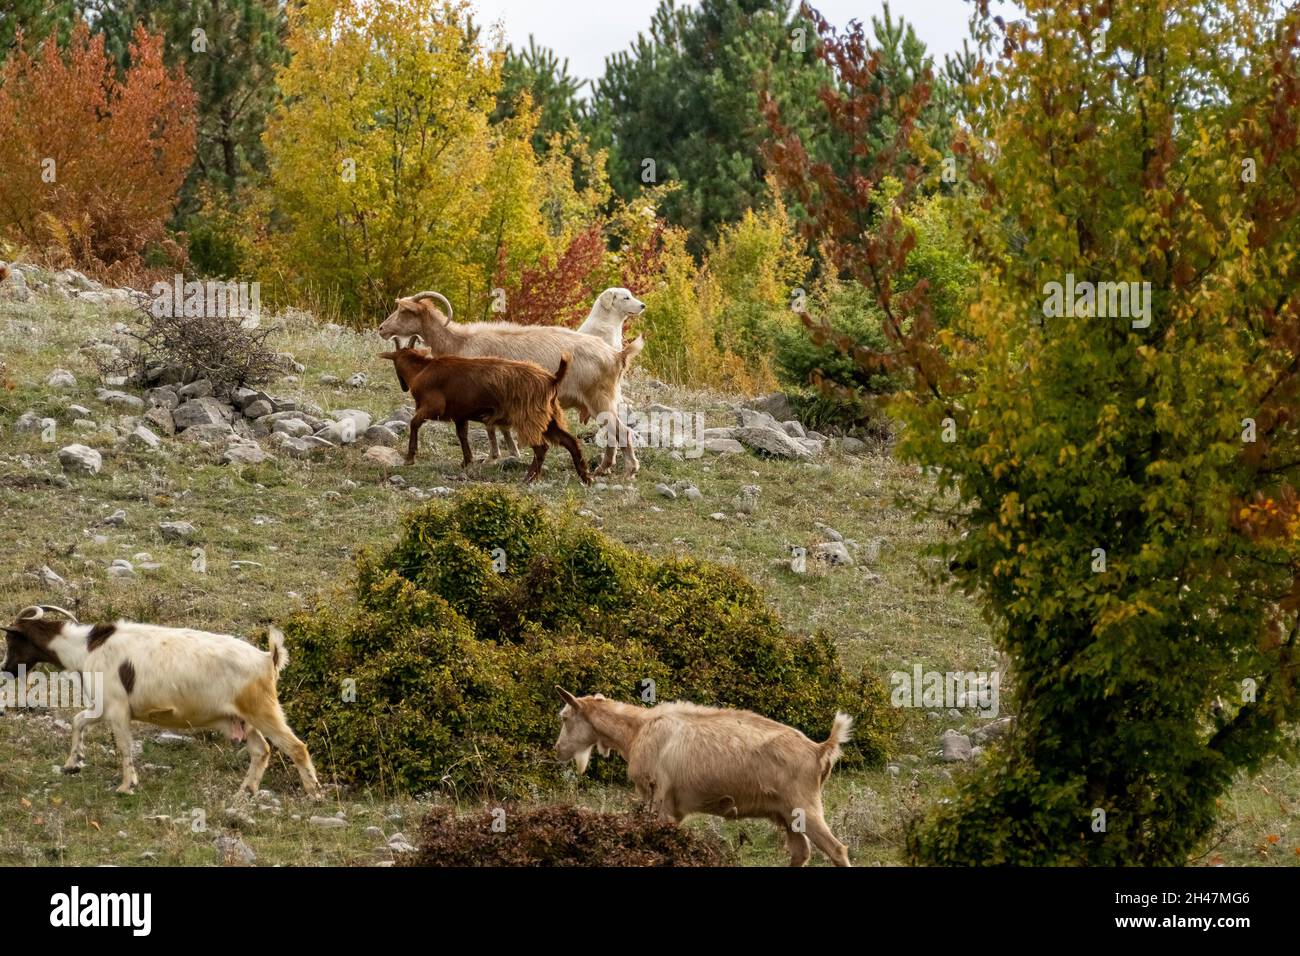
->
[0, 23, 196, 272]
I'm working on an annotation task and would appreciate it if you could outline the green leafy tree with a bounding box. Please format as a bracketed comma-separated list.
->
[0, 1, 80, 59]
[492, 36, 584, 157]
[769, 0, 1300, 865]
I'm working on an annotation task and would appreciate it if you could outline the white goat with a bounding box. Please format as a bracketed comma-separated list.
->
[553, 688, 853, 866]
[1, 605, 321, 799]
[575, 287, 646, 349]
[377, 292, 645, 475]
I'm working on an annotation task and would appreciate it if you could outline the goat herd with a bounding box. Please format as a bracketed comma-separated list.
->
[1, 287, 854, 866]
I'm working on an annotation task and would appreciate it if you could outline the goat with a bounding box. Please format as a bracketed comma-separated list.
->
[1, 605, 321, 799]
[379, 340, 591, 484]
[377, 292, 644, 476]
[575, 287, 646, 349]
[553, 688, 853, 867]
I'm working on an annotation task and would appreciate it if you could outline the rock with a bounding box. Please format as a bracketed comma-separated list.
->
[841, 436, 867, 455]
[971, 716, 1014, 744]
[269, 432, 322, 459]
[159, 521, 197, 543]
[314, 420, 356, 445]
[145, 386, 179, 409]
[318, 374, 341, 386]
[224, 443, 268, 466]
[709, 512, 727, 521]
[177, 379, 214, 401]
[346, 372, 367, 388]
[736, 407, 784, 430]
[733, 425, 811, 459]
[144, 404, 175, 436]
[331, 409, 372, 432]
[215, 835, 257, 866]
[58, 444, 102, 475]
[107, 559, 134, 578]
[0, 265, 31, 301]
[67, 404, 91, 416]
[799, 438, 826, 457]
[940, 729, 972, 762]
[104, 509, 127, 527]
[813, 541, 853, 566]
[178, 423, 233, 444]
[737, 485, 760, 515]
[73, 419, 97, 431]
[683, 486, 703, 501]
[230, 387, 263, 410]
[96, 390, 144, 412]
[782, 420, 806, 438]
[47, 369, 76, 389]
[360, 424, 399, 447]
[41, 566, 67, 589]
[364, 446, 406, 467]
[744, 392, 795, 422]
[655, 483, 677, 499]
[382, 406, 414, 425]
[129, 424, 161, 449]
[172, 397, 232, 430]
[309, 815, 347, 829]
[815, 524, 844, 542]
[704, 438, 745, 455]
[387, 834, 417, 854]
[272, 418, 312, 439]
[242, 399, 273, 419]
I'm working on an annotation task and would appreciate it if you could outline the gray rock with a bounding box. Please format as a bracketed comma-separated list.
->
[179, 423, 233, 444]
[360, 425, 399, 447]
[733, 425, 811, 459]
[104, 509, 127, 526]
[737, 485, 760, 515]
[815, 523, 844, 542]
[782, 420, 806, 438]
[145, 387, 179, 409]
[215, 835, 256, 866]
[736, 407, 784, 431]
[383, 406, 414, 425]
[41, 565, 67, 589]
[813, 541, 853, 566]
[702, 427, 738, 440]
[683, 486, 703, 501]
[364, 826, 385, 841]
[97, 390, 144, 412]
[242, 399, 273, 419]
[230, 387, 264, 410]
[799, 438, 826, 457]
[269, 432, 323, 459]
[172, 397, 232, 430]
[841, 436, 867, 455]
[272, 418, 312, 439]
[58, 444, 102, 475]
[129, 424, 161, 449]
[223, 443, 268, 466]
[331, 409, 372, 432]
[318, 374, 341, 386]
[15, 411, 54, 435]
[141, 406, 174, 438]
[67, 403, 91, 416]
[177, 379, 214, 401]
[704, 438, 745, 454]
[940, 729, 972, 762]
[709, 512, 727, 521]
[364, 446, 406, 467]
[107, 560, 134, 578]
[309, 815, 347, 829]
[346, 372, 367, 388]
[655, 483, 677, 499]
[971, 716, 1014, 745]
[314, 420, 357, 445]
[744, 392, 795, 422]
[47, 368, 76, 389]
[159, 521, 197, 543]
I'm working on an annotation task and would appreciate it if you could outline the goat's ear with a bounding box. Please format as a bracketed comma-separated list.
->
[555, 686, 580, 708]
[599, 288, 615, 309]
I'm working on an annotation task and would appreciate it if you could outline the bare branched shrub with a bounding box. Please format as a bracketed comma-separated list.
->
[121, 303, 285, 394]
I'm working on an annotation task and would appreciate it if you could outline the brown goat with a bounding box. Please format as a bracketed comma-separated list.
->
[379, 345, 591, 484]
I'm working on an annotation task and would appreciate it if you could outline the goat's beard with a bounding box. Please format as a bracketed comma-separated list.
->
[572, 745, 594, 775]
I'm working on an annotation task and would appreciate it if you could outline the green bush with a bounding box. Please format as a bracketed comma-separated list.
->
[282, 486, 894, 797]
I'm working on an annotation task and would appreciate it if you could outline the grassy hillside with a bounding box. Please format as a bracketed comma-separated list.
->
[0, 281, 1295, 866]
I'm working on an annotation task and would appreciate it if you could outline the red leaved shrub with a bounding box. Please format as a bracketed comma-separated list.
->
[402, 804, 732, 867]
[494, 223, 607, 326]
[0, 24, 196, 274]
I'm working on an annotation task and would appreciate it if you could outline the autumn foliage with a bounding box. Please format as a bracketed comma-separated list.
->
[492, 223, 607, 326]
[0, 23, 196, 273]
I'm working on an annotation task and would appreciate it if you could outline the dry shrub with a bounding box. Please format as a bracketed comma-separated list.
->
[116, 303, 284, 393]
[402, 804, 732, 867]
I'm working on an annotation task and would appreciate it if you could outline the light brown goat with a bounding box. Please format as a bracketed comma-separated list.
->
[380, 344, 590, 484]
[553, 689, 853, 866]
[377, 293, 644, 475]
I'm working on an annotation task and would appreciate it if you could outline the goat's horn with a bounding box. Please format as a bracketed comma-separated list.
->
[410, 291, 453, 320]
[39, 605, 79, 623]
[17, 605, 44, 621]
[389, 336, 400, 350]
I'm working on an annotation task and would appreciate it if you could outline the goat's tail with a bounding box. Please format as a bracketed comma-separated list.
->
[0, 263, 10, 282]
[267, 626, 290, 677]
[618, 335, 645, 371]
[818, 712, 853, 777]
[552, 352, 571, 391]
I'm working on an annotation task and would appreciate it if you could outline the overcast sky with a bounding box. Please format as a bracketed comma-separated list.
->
[471, 0, 989, 86]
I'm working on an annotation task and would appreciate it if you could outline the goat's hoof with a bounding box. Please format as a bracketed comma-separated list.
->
[61, 763, 82, 775]
[115, 785, 136, 796]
